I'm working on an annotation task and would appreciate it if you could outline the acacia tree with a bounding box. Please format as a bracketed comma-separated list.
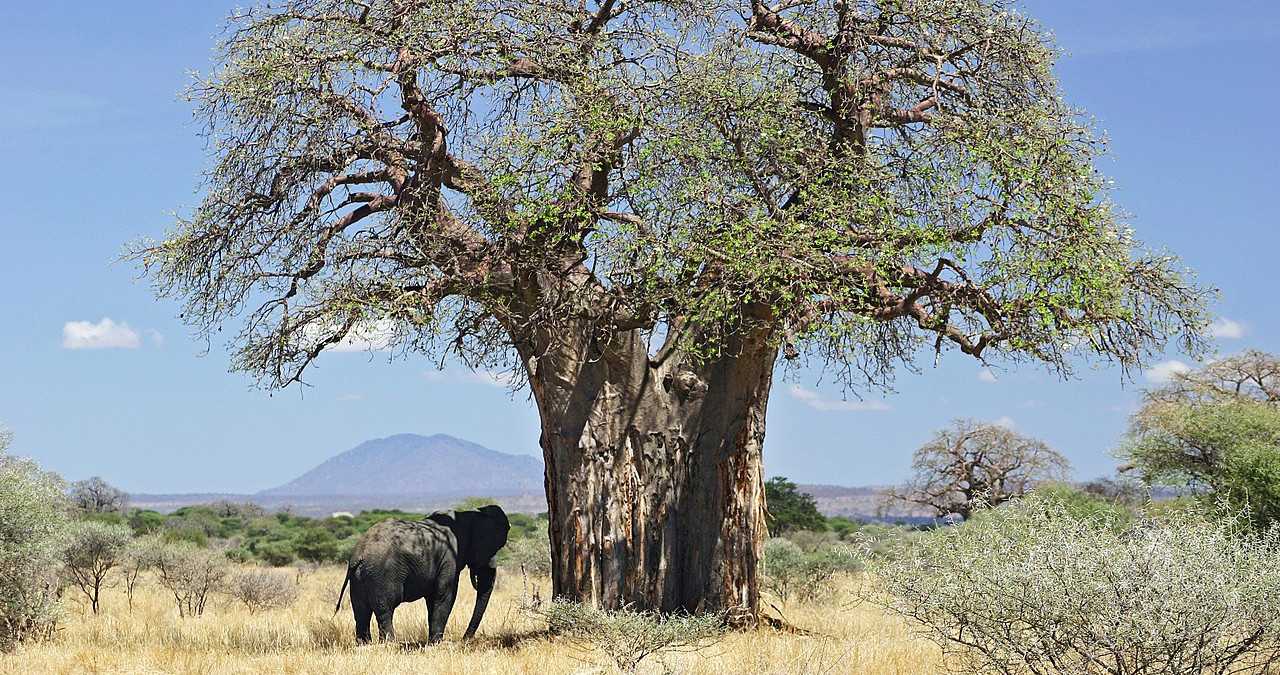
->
[134, 0, 1206, 619]
[61, 521, 133, 615]
[1146, 350, 1280, 406]
[887, 420, 1070, 519]
[1121, 351, 1280, 526]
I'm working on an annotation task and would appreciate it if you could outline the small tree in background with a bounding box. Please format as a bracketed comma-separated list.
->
[61, 521, 133, 614]
[153, 543, 229, 618]
[293, 528, 340, 564]
[764, 477, 827, 534]
[69, 476, 129, 515]
[1121, 355, 1280, 527]
[227, 569, 298, 614]
[0, 426, 69, 650]
[121, 535, 164, 610]
[887, 420, 1070, 520]
[1145, 349, 1280, 406]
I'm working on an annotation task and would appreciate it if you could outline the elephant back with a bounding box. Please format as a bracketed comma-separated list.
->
[353, 519, 457, 567]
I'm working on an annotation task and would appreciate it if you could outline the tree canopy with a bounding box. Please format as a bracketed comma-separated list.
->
[133, 0, 1208, 390]
[1120, 351, 1280, 527]
[131, 0, 1211, 618]
[69, 477, 129, 515]
[764, 476, 827, 533]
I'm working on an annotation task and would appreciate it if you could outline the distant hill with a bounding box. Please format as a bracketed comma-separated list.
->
[258, 433, 544, 499]
[128, 434, 925, 521]
[797, 483, 935, 521]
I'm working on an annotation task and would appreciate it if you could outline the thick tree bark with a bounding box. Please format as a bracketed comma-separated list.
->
[519, 321, 777, 623]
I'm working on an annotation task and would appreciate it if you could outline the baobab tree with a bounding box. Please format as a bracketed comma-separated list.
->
[133, 0, 1208, 620]
[69, 476, 129, 514]
[886, 420, 1071, 520]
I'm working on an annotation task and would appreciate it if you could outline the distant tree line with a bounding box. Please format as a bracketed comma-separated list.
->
[83, 498, 548, 568]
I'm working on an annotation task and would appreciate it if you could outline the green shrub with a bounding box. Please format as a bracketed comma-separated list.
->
[762, 536, 859, 604]
[255, 541, 295, 567]
[507, 512, 544, 539]
[537, 600, 724, 673]
[0, 430, 69, 650]
[501, 529, 551, 577]
[1030, 482, 1137, 527]
[293, 528, 340, 563]
[872, 495, 1280, 675]
[127, 509, 165, 535]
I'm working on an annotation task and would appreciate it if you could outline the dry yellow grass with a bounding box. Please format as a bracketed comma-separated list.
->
[3, 567, 940, 674]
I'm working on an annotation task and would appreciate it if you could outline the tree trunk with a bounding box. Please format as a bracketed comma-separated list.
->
[520, 322, 777, 623]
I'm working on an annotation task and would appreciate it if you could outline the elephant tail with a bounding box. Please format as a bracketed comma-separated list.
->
[333, 565, 353, 617]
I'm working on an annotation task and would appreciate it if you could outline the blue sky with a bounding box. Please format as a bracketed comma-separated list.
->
[0, 1, 1276, 494]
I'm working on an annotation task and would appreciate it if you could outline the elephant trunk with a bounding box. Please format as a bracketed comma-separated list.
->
[463, 565, 496, 638]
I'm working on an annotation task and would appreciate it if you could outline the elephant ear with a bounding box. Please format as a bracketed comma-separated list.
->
[464, 505, 510, 567]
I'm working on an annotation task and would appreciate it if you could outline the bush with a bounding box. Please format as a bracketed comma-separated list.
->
[501, 529, 552, 577]
[1031, 482, 1137, 527]
[292, 528, 339, 563]
[227, 569, 298, 614]
[871, 495, 1280, 675]
[127, 509, 165, 535]
[782, 528, 840, 552]
[152, 543, 230, 618]
[253, 541, 295, 567]
[762, 536, 859, 604]
[839, 521, 925, 560]
[537, 600, 724, 673]
[61, 520, 133, 614]
[121, 535, 164, 609]
[0, 430, 69, 650]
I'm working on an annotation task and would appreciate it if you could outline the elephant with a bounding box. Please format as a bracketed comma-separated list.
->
[334, 504, 510, 644]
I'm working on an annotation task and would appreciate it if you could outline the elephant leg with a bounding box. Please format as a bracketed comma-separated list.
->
[427, 579, 458, 644]
[375, 607, 396, 642]
[352, 596, 373, 644]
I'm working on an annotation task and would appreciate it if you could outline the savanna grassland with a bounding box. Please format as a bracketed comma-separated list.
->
[2, 567, 938, 675]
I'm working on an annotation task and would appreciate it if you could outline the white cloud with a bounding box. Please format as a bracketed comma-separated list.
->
[1145, 360, 1192, 384]
[145, 329, 166, 347]
[324, 320, 396, 352]
[992, 416, 1017, 430]
[978, 369, 998, 384]
[788, 385, 890, 412]
[62, 318, 141, 350]
[1209, 318, 1245, 340]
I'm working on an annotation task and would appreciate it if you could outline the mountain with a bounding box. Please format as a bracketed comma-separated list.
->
[258, 433, 544, 498]
[797, 483, 934, 522]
